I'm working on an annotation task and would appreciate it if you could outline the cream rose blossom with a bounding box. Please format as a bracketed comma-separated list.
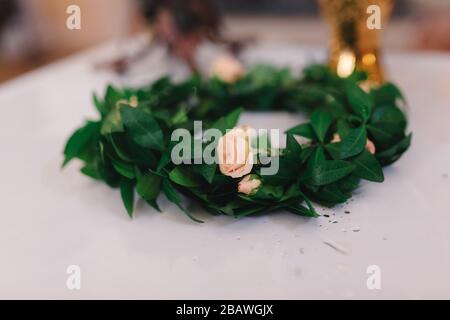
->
[331, 133, 376, 154]
[217, 126, 254, 178]
[211, 55, 245, 84]
[238, 175, 261, 195]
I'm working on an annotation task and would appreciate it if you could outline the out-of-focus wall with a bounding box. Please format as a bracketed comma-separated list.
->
[19, 0, 140, 57]
[0, 0, 144, 82]
[1, 0, 450, 83]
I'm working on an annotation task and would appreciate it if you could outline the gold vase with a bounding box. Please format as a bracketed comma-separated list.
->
[319, 0, 395, 84]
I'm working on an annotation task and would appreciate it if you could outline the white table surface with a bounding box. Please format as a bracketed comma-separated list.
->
[1, 42, 450, 300]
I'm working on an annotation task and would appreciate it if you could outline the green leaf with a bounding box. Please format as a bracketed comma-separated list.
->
[371, 82, 405, 106]
[298, 190, 319, 217]
[376, 133, 412, 166]
[131, 146, 159, 170]
[93, 93, 107, 117]
[286, 123, 316, 140]
[301, 160, 355, 186]
[193, 163, 217, 184]
[337, 119, 351, 139]
[109, 134, 132, 162]
[101, 107, 124, 135]
[63, 121, 100, 167]
[120, 178, 135, 218]
[286, 204, 318, 217]
[121, 107, 164, 151]
[105, 85, 122, 109]
[162, 179, 203, 223]
[300, 146, 315, 163]
[136, 170, 161, 211]
[339, 125, 367, 159]
[80, 163, 102, 180]
[211, 107, 243, 134]
[367, 124, 397, 147]
[314, 184, 349, 205]
[352, 150, 384, 182]
[346, 81, 373, 120]
[284, 133, 302, 163]
[307, 146, 326, 168]
[310, 110, 333, 142]
[111, 158, 135, 179]
[324, 142, 341, 160]
[371, 105, 406, 130]
[171, 107, 188, 126]
[169, 166, 202, 188]
[337, 174, 360, 192]
[157, 148, 172, 172]
[253, 184, 284, 201]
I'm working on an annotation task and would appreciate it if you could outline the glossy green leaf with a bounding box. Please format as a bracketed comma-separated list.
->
[310, 110, 333, 142]
[286, 123, 316, 140]
[286, 204, 318, 217]
[314, 184, 349, 205]
[193, 163, 217, 184]
[120, 178, 135, 218]
[169, 166, 202, 188]
[111, 158, 135, 179]
[346, 81, 373, 120]
[339, 125, 367, 159]
[376, 133, 412, 166]
[136, 170, 161, 211]
[211, 107, 243, 134]
[352, 150, 384, 182]
[302, 160, 355, 186]
[121, 107, 164, 151]
[162, 179, 203, 223]
[307, 146, 326, 168]
[284, 134, 303, 163]
[63, 121, 100, 167]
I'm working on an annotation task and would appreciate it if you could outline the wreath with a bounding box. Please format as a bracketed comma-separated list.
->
[63, 64, 411, 222]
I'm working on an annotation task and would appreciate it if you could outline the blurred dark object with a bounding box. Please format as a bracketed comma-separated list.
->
[214, 0, 409, 16]
[101, 0, 237, 75]
[141, 0, 222, 38]
[216, 0, 319, 15]
[0, 0, 18, 33]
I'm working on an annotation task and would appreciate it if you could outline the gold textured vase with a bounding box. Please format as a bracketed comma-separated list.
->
[319, 0, 395, 84]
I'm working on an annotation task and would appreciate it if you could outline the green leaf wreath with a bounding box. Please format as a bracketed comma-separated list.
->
[63, 64, 411, 222]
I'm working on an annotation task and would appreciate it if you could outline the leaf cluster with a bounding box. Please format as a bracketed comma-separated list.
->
[63, 65, 411, 221]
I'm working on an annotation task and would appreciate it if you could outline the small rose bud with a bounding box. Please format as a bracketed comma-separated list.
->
[365, 139, 376, 154]
[211, 55, 245, 84]
[331, 133, 341, 143]
[238, 175, 262, 196]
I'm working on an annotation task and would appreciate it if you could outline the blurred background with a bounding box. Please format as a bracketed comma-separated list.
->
[0, 0, 449, 83]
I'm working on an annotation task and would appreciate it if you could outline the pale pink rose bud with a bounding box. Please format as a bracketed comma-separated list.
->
[331, 133, 342, 143]
[211, 55, 245, 84]
[359, 80, 377, 93]
[238, 175, 262, 195]
[217, 126, 254, 178]
[366, 139, 376, 154]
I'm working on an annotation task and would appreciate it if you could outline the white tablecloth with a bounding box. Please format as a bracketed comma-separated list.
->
[1, 42, 450, 299]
